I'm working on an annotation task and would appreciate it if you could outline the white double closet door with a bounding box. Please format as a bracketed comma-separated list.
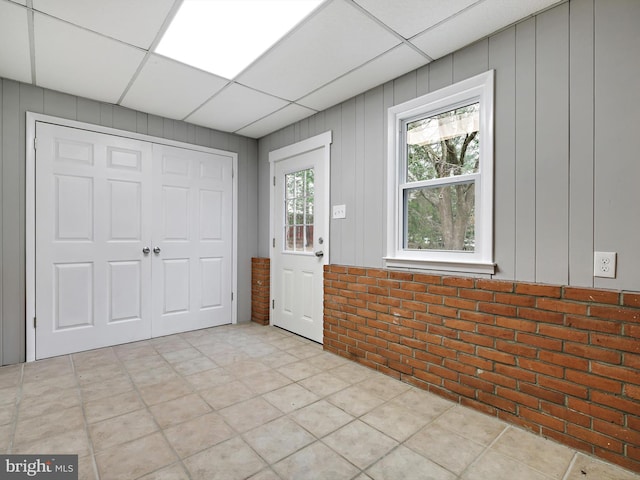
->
[35, 123, 233, 359]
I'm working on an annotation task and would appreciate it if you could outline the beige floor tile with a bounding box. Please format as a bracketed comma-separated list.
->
[491, 427, 575, 479]
[290, 400, 354, 438]
[273, 442, 360, 480]
[121, 354, 168, 373]
[0, 423, 12, 451]
[78, 455, 98, 480]
[218, 397, 282, 432]
[389, 388, 455, 419]
[138, 378, 193, 406]
[276, 360, 323, 382]
[172, 356, 217, 376]
[129, 365, 180, 388]
[84, 390, 144, 424]
[241, 369, 292, 395]
[299, 371, 350, 397]
[262, 383, 319, 413]
[224, 359, 271, 378]
[200, 380, 256, 410]
[164, 412, 235, 458]
[311, 351, 349, 370]
[405, 423, 486, 475]
[113, 343, 157, 361]
[21, 374, 77, 396]
[80, 375, 135, 402]
[0, 404, 15, 426]
[329, 363, 377, 384]
[72, 347, 118, 368]
[324, 420, 398, 469]
[328, 385, 386, 417]
[269, 337, 307, 350]
[13, 427, 90, 457]
[461, 450, 550, 480]
[431, 405, 507, 445]
[0, 385, 18, 407]
[565, 453, 640, 480]
[241, 343, 279, 358]
[247, 468, 281, 480]
[137, 462, 190, 480]
[183, 436, 266, 480]
[161, 347, 202, 364]
[23, 356, 74, 383]
[0, 366, 22, 389]
[89, 409, 158, 452]
[149, 393, 211, 428]
[185, 367, 234, 390]
[286, 344, 323, 360]
[95, 432, 177, 480]
[259, 351, 298, 369]
[367, 445, 456, 480]
[244, 416, 315, 463]
[18, 385, 81, 419]
[14, 406, 85, 446]
[203, 350, 251, 366]
[75, 363, 125, 386]
[357, 374, 410, 401]
[361, 401, 430, 442]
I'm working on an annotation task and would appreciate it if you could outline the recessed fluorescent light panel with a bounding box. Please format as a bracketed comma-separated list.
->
[156, 0, 323, 79]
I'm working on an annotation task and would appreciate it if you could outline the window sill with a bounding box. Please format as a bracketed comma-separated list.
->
[383, 257, 496, 275]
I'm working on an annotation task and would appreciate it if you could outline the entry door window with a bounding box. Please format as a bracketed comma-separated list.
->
[284, 168, 314, 253]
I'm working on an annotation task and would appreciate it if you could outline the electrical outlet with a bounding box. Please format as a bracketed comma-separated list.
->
[594, 251, 616, 278]
[332, 204, 346, 219]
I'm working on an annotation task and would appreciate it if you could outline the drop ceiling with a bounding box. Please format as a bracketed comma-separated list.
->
[0, 0, 562, 139]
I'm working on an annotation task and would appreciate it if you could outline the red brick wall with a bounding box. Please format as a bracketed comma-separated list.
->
[323, 265, 640, 473]
[251, 258, 270, 325]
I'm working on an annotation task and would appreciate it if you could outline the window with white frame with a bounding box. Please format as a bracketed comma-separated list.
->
[385, 71, 495, 274]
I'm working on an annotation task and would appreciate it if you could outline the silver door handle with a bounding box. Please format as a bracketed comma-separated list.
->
[153, 247, 161, 254]
[142, 247, 150, 255]
[315, 250, 324, 258]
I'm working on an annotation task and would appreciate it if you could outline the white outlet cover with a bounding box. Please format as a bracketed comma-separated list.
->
[332, 204, 346, 219]
[594, 251, 616, 279]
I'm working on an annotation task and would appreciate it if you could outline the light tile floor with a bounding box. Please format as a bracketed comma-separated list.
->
[1, 323, 638, 480]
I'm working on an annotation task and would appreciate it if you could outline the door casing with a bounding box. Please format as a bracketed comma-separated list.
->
[269, 131, 332, 341]
[25, 112, 238, 362]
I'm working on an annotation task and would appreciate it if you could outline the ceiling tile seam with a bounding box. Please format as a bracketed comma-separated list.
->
[29, 7, 150, 54]
[345, 0, 433, 62]
[223, 0, 334, 84]
[116, 0, 185, 106]
[231, 101, 319, 136]
[26, 0, 36, 84]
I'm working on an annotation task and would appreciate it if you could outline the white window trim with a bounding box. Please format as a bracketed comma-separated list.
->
[385, 70, 495, 275]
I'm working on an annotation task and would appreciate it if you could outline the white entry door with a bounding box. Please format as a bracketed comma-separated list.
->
[270, 132, 331, 343]
[152, 144, 233, 337]
[34, 122, 234, 359]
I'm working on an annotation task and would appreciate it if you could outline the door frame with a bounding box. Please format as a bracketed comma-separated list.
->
[25, 112, 238, 362]
[269, 131, 332, 339]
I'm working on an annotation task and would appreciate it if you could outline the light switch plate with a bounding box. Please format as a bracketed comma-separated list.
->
[594, 251, 616, 278]
[332, 204, 346, 219]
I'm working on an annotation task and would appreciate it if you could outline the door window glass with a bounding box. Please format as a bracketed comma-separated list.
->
[284, 168, 314, 252]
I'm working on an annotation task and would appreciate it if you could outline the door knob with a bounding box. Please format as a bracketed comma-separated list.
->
[153, 247, 161, 254]
[314, 250, 324, 258]
[142, 247, 150, 254]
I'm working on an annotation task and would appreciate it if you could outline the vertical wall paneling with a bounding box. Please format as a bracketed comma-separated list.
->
[2, 80, 21, 364]
[453, 39, 489, 82]
[257, 135, 271, 258]
[362, 87, 385, 267]
[99, 103, 113, 127]
[43, 90, 77, 119]
[489, 28, 516, 280]
[392, 70, 417, 106]
[340, 99, 357, 264]
[569, 0, 595, 287]
[147, 114, 164, 138]
[76, 97, 101, 125]
[354, 95, 365, 266]
[112, 105, 137, 133]
[427, 54, 453, 92]
[0, 79, 3, 364]
[136, 111, 148, 135]
[416, 64, 429, 97]
[535, 3, 570, 285]
[514, 18, 537, 282]
[382, 81, 395, 258]
[326, 104, 342, 265]
[594, 0, 640, 290]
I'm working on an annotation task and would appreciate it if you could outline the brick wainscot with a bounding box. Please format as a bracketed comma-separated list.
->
[323, 265, 640, 473]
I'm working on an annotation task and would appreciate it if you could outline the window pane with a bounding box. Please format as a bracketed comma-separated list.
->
[406, 103, 480, 182]
[404, 181, 475, 251]
[283, 167, 314, 252]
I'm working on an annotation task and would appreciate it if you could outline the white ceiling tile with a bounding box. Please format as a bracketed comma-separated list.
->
[121, 55, 229, 121]
[412, 0, 562, 59]
[32, 0, 175, 49]
[34, 13, 145, 104]
[0, 1, 32, 83]
[186, 84, 289, 133]
[353, 0, 478, 39]
[236, 104, 316, 139]
[299, 45, 428, 111]
[237, 0, 400, 101]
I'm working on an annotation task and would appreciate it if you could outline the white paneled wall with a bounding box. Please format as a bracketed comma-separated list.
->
[258, 0, 640, 292]
[0, 80, 258, 365]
